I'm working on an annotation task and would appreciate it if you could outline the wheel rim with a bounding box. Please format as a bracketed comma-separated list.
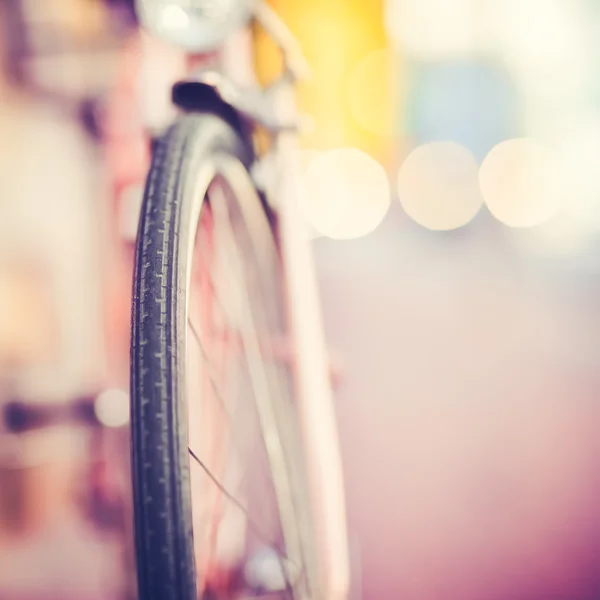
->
[184, 160, 313, 599]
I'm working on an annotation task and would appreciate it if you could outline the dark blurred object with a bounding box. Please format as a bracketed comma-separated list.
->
[104, 0, 137, 28]
[78, 95, 106, 141]
[3, 397, 99, 434]
[0, 0, 28, 84]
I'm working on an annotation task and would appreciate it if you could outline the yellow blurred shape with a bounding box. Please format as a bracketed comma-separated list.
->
[347, 48, 397, 138]
[397, 142, 483, 231]
[301, 148, 390, 240]
[480, 138, 561, 228]
[254, 1, 394, 162]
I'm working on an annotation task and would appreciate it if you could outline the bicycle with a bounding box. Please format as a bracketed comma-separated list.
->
[129, 2, 350, 599]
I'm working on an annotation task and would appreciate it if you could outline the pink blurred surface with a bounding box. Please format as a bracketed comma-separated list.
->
[317, 208, 600, 600]
[0, 516, 123, 600]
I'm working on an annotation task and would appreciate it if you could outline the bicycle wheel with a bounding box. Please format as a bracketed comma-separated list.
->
[130, 112, 318, 600]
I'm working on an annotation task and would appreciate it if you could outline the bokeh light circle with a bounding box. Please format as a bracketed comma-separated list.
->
[480, 138, 560, 228]
[301, 148, 390, 240]
[397, 141, 483, 231]
[95, 388, 130, 428]
[554, 117, 600, 231]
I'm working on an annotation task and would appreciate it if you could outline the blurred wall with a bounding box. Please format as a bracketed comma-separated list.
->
[316, 208, 600, 600]
[0, 91, 106, 401]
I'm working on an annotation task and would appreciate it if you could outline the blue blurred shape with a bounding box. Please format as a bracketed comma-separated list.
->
[406, 60, 520, 161]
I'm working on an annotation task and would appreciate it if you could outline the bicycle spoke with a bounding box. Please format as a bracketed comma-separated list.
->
[186, 179, 308, 597]
[190, 199, 290, 583]
[188, 318, 235, 422]
[209, 182, 304, 593]
[188, 446, 292, 567]
[188, 312, 261, 500]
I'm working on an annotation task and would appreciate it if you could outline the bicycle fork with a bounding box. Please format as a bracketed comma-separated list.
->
[271, 82, 351, 600]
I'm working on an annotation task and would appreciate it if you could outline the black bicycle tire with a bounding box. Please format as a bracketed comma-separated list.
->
[130, 112, 315, 600]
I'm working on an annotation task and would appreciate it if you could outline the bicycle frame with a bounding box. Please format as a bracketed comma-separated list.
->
[156, 3, 350, 598]
[273, 116, 351, 600]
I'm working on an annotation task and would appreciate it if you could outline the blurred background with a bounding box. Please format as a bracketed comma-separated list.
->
[1, 0, 600, 599]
